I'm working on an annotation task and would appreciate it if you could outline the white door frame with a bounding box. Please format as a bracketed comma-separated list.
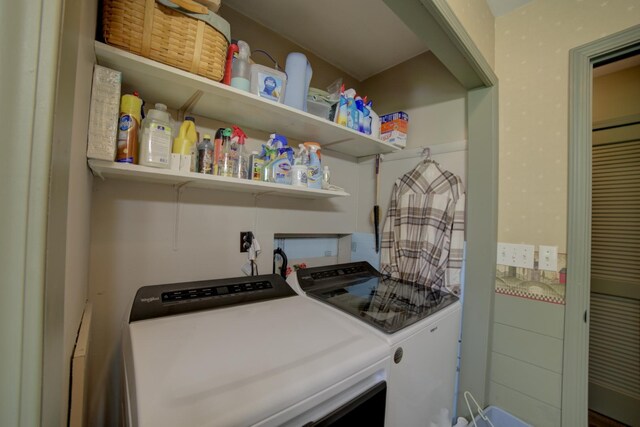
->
[0, 0, 63, 425]
[563, 24, 640, 426]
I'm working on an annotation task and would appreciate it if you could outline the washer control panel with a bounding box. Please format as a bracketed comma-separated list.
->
[130, 274, 296, 322]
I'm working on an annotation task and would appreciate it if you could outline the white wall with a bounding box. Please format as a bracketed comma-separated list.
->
[87, 146, 359, 424]
[361, 51, 467, 148]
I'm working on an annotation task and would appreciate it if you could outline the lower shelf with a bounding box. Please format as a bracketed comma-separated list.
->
[87, 159, 350, 199]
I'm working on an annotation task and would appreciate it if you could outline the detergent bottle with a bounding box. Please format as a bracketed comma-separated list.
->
[173, 119, 198, 171]
[231, 40, 251, 92]
[139, 103, 172, 168]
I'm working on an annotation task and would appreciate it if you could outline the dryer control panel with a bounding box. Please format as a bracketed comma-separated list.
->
[129, 274, 296, 322]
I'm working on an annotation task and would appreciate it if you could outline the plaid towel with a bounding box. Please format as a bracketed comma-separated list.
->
[380, 160, 465, 295]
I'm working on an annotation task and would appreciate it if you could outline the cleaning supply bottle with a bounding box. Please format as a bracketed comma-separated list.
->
[197, 134, 214, 174]
[231, 126, 247, 179]
[334, 84, 348, 127]
[345, 89, 358, 131]
[223, 41, 239, 85]
[217, 128, 234, 177]
[291, 144, 308, 187]
[116, 93, 142, 163]
[307, 145, 322, 189]
[185, 116, 198, 171]
[269, 150, 293, 184]
[355, 95, 365, 133]
[172, 119, 198, 171]
[247, 151, 264, 181]
[139, 103, 172, 168]
[363, 100, 373, 135]
[322, 165, 331, 189]
[213, 128, 225, 175]
[231, 40, 251, 91]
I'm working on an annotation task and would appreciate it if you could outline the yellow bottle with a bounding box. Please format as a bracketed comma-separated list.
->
[172, 119, 198, 171]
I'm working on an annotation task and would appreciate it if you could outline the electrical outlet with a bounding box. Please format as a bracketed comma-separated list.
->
[240, 231, 253, 253]
[497, 242, 534, 268]
[539, 245, 558, 271]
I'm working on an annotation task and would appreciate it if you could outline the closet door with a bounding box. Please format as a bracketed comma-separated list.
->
[589, 122, 640, 426]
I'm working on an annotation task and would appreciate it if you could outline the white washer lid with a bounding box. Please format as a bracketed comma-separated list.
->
[127, 295, 388, 427]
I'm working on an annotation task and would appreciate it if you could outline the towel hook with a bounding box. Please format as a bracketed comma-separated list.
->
[421, 147, 431, 160]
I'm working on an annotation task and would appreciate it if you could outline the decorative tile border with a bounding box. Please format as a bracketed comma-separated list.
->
[495, 282, 565, 305]
[495, 252, 567, 304]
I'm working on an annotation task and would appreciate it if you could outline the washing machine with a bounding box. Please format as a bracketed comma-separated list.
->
[288, 261, 462, 427]
[122, 273, 390, 427]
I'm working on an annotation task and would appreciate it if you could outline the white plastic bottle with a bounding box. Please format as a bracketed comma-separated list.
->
[322, 165, 331, 189]
[231, 40, 251, 92]
[139, 103, 172, 168]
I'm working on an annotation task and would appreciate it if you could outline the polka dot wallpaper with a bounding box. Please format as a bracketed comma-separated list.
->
[494, 0, 640, 252]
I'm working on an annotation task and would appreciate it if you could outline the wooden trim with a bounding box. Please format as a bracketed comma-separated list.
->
[564, 24, 640, 427]
[69, 303, 93, 427]
[458, 85, 499, 413]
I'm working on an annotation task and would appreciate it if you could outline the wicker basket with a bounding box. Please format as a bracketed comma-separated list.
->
[103, 0, 229, 81]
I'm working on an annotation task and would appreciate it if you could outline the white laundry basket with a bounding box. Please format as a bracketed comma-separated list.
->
[464, 391, 532, 427]
[472, 406, 532, 427]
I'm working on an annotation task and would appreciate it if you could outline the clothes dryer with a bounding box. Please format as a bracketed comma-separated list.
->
[288, 262, 462, 427]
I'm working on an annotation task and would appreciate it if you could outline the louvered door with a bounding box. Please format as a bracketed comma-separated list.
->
[589, 123, 640, 427]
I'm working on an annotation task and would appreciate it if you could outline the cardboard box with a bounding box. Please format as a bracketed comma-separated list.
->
[380, 111, 408, 147]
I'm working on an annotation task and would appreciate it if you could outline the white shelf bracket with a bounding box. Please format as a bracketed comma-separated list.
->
[177, 90, 204, 121]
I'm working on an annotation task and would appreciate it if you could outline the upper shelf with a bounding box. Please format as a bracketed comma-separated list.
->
[94, 42, 401, 158]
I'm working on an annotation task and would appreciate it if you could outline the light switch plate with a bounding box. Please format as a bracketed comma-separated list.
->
[539, 245, 558, 271]
[497, 242, 535, 268]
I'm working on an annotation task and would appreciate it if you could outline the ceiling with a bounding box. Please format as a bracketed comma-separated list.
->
[222, 0, 534, 82]
[223, 0, 429, 81]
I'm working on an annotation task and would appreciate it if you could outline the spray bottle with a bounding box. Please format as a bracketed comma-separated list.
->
[344, 89, 357, 130]
[231, 125, 247, 179]
[334, 84, 348, 127]
[231, 40, 251, 91]
[291, 144, 308, 187]
[217, 128, 234, 176]
[307, 145, 322, 189]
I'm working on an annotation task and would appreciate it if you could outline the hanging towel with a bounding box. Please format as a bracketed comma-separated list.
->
[380, 160, 465, 295]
